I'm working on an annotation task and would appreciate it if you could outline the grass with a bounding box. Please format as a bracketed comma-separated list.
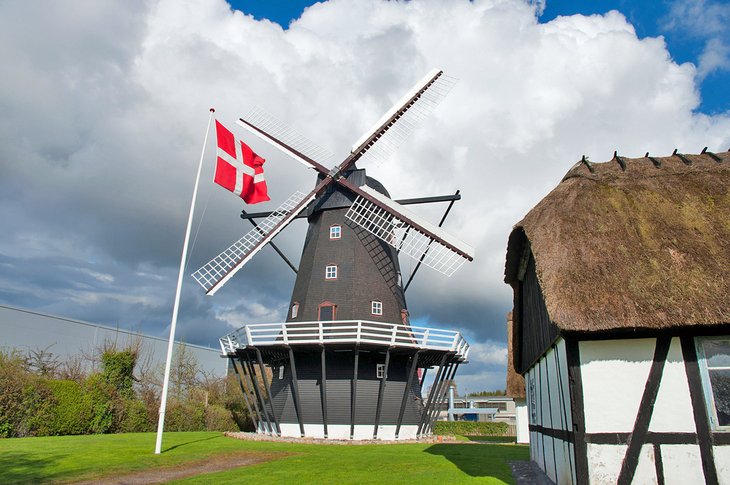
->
[0, 432, 529, 484]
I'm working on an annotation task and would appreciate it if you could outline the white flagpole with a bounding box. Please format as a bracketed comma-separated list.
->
[155, 108, 215, 454]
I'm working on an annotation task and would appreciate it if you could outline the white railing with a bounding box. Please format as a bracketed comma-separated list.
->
[219, 320, 469, 359]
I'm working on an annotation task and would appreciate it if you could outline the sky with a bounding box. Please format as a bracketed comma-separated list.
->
[0, 0, 729, 394]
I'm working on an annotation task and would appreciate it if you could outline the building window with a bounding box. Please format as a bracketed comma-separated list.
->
[371, 300, 383, 316]
[291, 302, 299, 319]
[377, 363, 386, 379]
[318, 302, 336, 321]
[697, 337, 730, 429]
[329, 225, 341, 239]
[325, 265, 337, 280]
[279, 366, 285, 379]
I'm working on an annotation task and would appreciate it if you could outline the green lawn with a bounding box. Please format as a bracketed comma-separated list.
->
[0, 432, 529, 484]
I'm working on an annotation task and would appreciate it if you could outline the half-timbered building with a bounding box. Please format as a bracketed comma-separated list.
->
[505, 150, 730, 484]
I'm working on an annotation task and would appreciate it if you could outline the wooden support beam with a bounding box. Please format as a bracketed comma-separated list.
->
[288, 348, 305, 438]
[320, 347, 328, 438]
[396, 351, 420, 438]
[255, 348, 281, 436]
[244, 351, 273, 435]
[373, 349, 392, 439]
[230, 356, 256, 430]
[350, 348, 360, 440]
[418, 353, 448, 437]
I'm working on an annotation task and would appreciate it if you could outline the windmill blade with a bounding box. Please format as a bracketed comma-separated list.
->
[350, 69, 457, 167]
[343, 184, 474, 277]
[192, 190, 316, 295]
[237, 107, 333, 172]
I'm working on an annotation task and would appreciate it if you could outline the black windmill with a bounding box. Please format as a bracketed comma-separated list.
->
[193, 70, 474, 440]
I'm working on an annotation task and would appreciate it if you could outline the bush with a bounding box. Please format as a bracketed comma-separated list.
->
[204, 404, 237, 431]
[119, 399, 151, 433]
[43, 380, 94, 436]
[164, 401, 206, 432]
[433, 421, 510, 436]
[101, 349, 137, 399]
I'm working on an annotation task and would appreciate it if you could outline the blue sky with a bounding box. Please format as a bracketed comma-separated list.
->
[230, 0, 729, 114]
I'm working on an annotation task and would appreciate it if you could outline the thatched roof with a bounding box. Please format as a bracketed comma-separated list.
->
[505, 312, 526, 398]
[505, 150, 730, 333]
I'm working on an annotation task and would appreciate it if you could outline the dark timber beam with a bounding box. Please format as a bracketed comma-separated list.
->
[373, 349, 392, 439]
[350, 348, 360, 440]
[255, 348, 281, 436]
[418, 354, 448, 436]
[403, 190, 460, 292]
[425, 362, 452, 435]
[230, 357, 256, 429]
[395, 351, 420, 439]
[244, 351, 273, 435]
[320, 347, 328, 438]
[288, 348, 305, 438]
[240, 194, 462, 220]
[241, 208, 298, 274]
[426, 362, 459, 435]
[236, 355, 263, 433]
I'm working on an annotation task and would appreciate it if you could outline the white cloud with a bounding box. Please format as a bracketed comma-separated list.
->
[1, 0, 729, 390]
[662, 0, 730, 79]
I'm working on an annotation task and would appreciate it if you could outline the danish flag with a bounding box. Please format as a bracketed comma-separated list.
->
[214, 120, 270, 204]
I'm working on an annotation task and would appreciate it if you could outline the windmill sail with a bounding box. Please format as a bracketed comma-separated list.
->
[192, 190, 315, 295]
[350, 69, 457, 167]
[238, 107, 333, 170]
[344, 185, 473, 276]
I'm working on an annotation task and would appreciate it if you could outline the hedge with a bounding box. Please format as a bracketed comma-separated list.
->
[432, 421, 510, 436]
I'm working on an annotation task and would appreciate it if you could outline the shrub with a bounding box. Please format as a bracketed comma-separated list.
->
[164, 401, 206, 432]
[433, 421, 510, 436]
[43, 380, 94, 436]
[84, 374, 116, 434]
[204, 404, 237, 431]
[119, 399, 151, 433]
[101, 349, 137, 399]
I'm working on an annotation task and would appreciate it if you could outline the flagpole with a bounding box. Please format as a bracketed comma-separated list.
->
[155, 108, 215, 455]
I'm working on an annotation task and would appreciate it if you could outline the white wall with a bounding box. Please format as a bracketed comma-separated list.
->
[579, 336, 728, 485]
[525, 337, 575, 485]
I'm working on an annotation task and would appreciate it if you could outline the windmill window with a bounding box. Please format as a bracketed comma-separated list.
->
[291, 302, 299, 319]
[329, 225, 341, 239]
[697, 337, 730, 430]
[371, 300, 383, 316]
[318, 302, 336, 321]
[325, 265, 337, 280]
[278, 366, 285, 379]
[377, 363, 386, 379]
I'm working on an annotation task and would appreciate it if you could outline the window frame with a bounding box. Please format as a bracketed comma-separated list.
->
[318, 301, 337, 321]
[376, 363, 386, 379]
[696, 336, 730, 431]
[371, 300, 383, 316]
[325, 264, 338, 280]
[329, 225, 341, 240]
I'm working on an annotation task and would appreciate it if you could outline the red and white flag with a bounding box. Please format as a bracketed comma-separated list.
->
[214, 120, 270, 204]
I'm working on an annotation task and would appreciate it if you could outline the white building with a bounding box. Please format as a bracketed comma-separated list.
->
[505, 151, 730, 484]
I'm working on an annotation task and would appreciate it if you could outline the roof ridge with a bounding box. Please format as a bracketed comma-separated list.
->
[563, 148, 729, 182]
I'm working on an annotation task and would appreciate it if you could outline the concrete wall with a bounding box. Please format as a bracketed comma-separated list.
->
[0, 304, 226, 378]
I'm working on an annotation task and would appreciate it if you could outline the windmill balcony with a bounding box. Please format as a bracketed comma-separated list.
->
[219, 320, 470, 360]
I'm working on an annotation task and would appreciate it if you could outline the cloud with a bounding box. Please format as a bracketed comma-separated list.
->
[1, 0, 729, 393]
[662, 0, 730, 79]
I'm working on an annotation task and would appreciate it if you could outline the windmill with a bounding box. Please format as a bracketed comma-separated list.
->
[196, 70, 473, 440]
